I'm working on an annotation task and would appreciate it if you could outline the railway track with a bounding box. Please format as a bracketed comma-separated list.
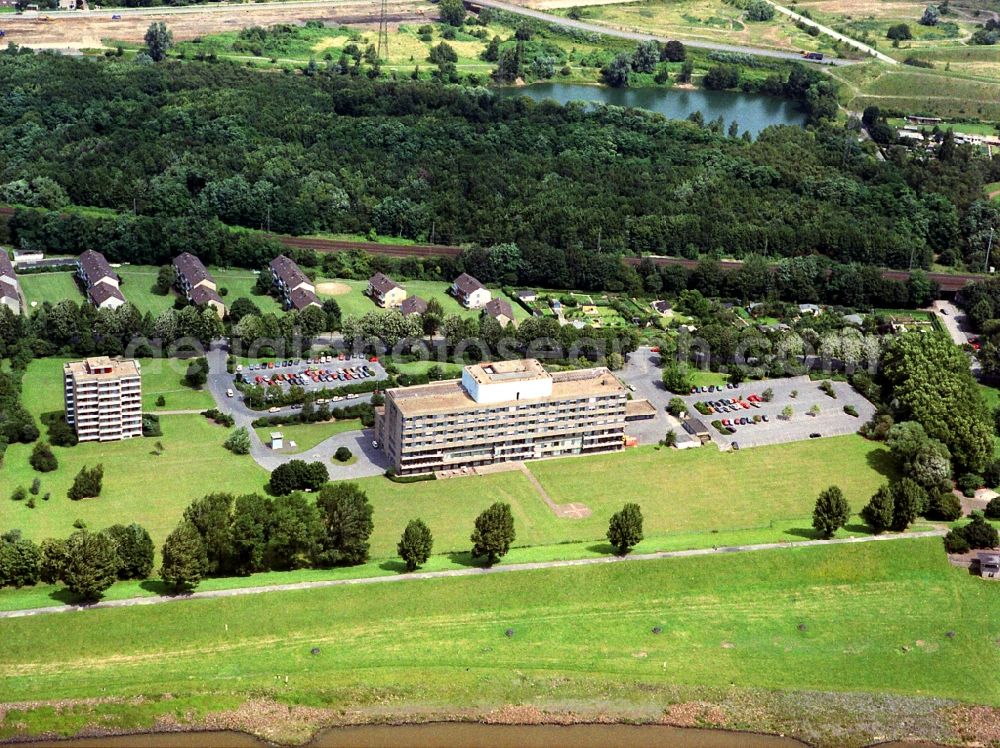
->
[0, 206, 983, 290]
[622, 255, 978, 293]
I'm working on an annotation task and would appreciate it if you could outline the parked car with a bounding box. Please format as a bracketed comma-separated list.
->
[268, 406, 281, 413]
[226, 389, 234, 397]
[809, 432, 821, 438]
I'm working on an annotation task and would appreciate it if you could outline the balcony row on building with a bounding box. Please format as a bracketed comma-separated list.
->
[0, 252, 23, 316]
[375, 358, 629, 476]
[64, 357, 143, 442]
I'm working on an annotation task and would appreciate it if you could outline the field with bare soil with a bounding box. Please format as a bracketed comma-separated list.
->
[0, 0, 431, 49]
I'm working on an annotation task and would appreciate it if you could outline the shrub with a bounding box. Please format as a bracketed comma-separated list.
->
[29, 477, 41, 495]
[843, 405, 859, 417]
[711, 420, 734, 435]
[761, 388, 774, 402]
[67, 464, 103, 501]
[10, 486, 26, 502]
[142, 414, 162, 437]
[861, 485, 894, 534]
[819, 380, 836, 398]
[29, 441, 58, 472]
[943, 528, 970, 554]
[666, 397, 687, 416]
[956, 473, 982, 498]
[694, 401, 712, 416]
[927, 491, 962, 521]
[156, 395, 166, 407]
[960, 511, 1000, 549]
[334, 446, 353, 462]
[745, 0, 775, 21]
[224, 426, 252, 455]
[985, 495, 1000, 519]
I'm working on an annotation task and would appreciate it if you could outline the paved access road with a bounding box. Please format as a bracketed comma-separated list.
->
[0, 530, 946, 619]
[471, 0, 859, 65]
[205, 341, 389, 478]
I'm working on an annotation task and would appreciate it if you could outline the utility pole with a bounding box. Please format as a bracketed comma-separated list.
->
[377, 0, 389, 61]
[985, 226, 995, 274]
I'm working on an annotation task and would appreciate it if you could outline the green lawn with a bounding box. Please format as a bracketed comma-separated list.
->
[254, 419, 362, 454]
[20, 357, 214, 416]
[116, 266, 176, 316]
[19, 272, 83, 310]
[0, 415, 268, 556]
[527, 436, 894, 541]
[317, 278, 529, 322]
[687, 369, 731, 387]
[21, 265, 282, 317]
[391, 360, 464, 378]
[0, 539, 995, 744]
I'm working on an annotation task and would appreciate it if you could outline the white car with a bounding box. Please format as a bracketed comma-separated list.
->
[226, 388, 234, 398]
[268, 406, 281, 413]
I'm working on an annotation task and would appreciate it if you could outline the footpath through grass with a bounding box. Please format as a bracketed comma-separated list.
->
[0, 539, 995, 742]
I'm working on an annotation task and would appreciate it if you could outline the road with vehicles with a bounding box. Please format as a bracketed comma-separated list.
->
[468, 0, 860, 66]
[204, 341, 388, 476]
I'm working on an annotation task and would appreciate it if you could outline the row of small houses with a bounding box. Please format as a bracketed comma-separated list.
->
[68, 250, 322, 316]
[367, 271, 517, 327]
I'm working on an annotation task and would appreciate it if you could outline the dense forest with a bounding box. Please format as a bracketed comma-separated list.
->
[0, 47, 997, 271]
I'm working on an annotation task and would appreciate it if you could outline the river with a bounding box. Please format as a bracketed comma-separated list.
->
[22, 723, 945, 748]
[496, 82, 807, 135]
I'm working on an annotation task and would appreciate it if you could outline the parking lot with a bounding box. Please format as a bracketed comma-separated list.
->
[676, 375, 876, 449]
[235, 355, 388, 394]
[618, 348, 876, 451]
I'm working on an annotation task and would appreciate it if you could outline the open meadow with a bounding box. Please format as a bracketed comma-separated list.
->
[554, 0, 832, 54]
[0, 415, 268, 554]
[18, 271, 83, 310]
[254, 418, 363, 454]
[0, 539, 995, 744]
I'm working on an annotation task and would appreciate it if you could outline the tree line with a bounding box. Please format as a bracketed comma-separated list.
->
[2, 49, 994, 273]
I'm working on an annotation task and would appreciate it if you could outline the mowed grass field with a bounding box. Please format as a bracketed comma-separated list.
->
[316, 277, 530, 322]
[0, 415, 268, 554]
[0, 539, 996, 742]
[528, 436, 894, 539]
[19, 271, 83, 309]
[20, 357, 214, 414]
[253, 418, 362, 454]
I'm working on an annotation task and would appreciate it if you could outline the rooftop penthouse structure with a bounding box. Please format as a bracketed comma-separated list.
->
[63, 357, 142, 442]
[375, 359, 627, 475]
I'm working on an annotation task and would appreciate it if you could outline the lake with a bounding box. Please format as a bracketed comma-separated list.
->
[496, 82, 808, 135]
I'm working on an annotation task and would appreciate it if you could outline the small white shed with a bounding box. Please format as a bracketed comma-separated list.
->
[270, 432, 283, 450]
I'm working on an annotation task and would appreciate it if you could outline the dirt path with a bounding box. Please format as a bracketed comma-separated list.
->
[516, 463, 592, 518]
[0, 530, 946, 619]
